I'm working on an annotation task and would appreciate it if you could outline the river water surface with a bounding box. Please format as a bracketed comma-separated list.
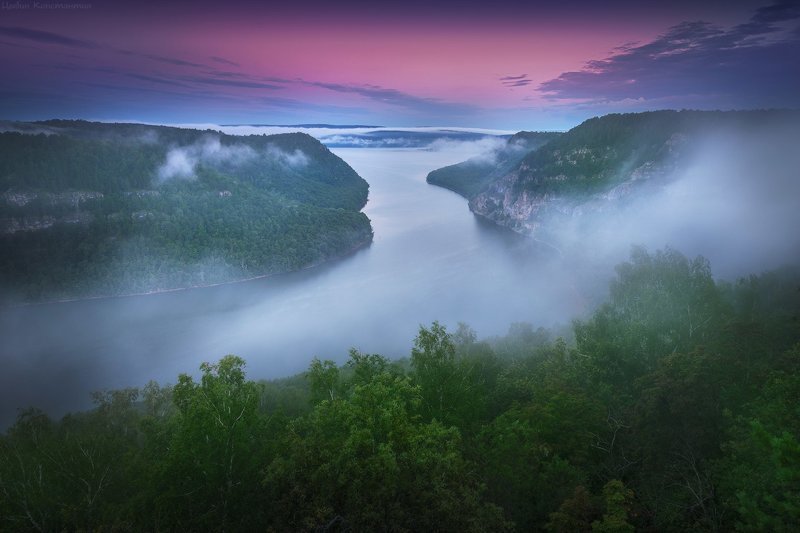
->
[0, 146, 591, 427]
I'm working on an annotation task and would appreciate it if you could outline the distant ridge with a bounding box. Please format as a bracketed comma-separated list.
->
[221, 123, 384, 128]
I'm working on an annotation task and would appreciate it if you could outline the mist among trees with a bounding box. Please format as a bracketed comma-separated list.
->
[2, 248, 797, 531]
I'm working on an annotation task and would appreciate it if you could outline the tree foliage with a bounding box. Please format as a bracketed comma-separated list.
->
[0, 122, 372, 300]
[1, 248, 798, 531]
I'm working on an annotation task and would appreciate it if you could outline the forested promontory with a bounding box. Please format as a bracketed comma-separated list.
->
[0, 120, 372, 300]
[426, 110, 800, 238]
[426, 131, 560, 198]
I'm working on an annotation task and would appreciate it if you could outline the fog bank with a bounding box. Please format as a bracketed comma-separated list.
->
[539, 122, 800, 279]
[1, 126, 797, 429]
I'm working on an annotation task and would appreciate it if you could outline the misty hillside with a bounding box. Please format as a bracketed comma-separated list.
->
[0, 121, 372, 300]
[2, 248, 798, 531]
[425, 131, 561, 198]
[426, 110, 800, 240]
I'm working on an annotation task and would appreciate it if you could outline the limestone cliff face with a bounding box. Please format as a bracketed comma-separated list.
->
[469, 170, 554, 235]
[431, 110, 796, 246]
[468, 131, 688, 238]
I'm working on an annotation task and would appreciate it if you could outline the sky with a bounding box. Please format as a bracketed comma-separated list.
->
[0, 0, 798, 130]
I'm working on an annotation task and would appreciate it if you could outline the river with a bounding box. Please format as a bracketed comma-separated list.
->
[0, 146, 591, 428]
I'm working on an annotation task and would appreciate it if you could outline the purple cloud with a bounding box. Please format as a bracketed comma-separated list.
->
[0, 26, 98, 49]
[210, 56, 241, 67]
[302, 80, 478, 115]
[184, 76, 284, 90]
[500, 74, 532, 88]
[539, 0, 800, 108]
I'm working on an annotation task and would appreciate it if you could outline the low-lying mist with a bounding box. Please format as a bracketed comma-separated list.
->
[538, 121, 800, 280]
[156, 135, 309, 182]
[0, 122, 797, 429]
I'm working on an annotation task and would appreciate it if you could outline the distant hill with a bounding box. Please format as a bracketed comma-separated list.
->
[321, 129, 508, 148]
[0, 121, 372, 301]
[221, 123, 383, 128]
[425, 131, 561, 198]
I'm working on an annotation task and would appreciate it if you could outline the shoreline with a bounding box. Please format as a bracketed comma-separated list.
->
[3, 234, 374, 308]
[470, 208, 565, 256]
[425, 178, 472, 200]
[426, 179, 564, 257]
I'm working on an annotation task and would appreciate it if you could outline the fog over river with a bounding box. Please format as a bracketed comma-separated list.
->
[0, 145, 598, 428]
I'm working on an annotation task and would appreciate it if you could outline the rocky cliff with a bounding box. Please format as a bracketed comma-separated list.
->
[468, 129, 686, 236]
[449, 110, 788, 239]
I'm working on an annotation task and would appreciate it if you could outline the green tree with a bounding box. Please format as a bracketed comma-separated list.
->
[0, 391, 143, 532]
[345, 348, 391, 388]
[547, 485, 602, 532]
[265, 361, 509, 531]
[592, 480, 635, 533]
[575, 247, 727, 394]
[716, 346, 800, 531]
[0, 409, 62, 532]
[411, 321, 486, 428]
[160, 355, 267, 530]
[308, 356, 341, 404]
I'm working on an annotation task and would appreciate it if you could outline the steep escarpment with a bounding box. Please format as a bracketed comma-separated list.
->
[0, 121, 372, 300]
[463, 110, 792, 237]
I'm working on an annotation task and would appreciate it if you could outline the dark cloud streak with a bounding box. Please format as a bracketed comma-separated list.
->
[142, 53, 205, 68]
[0, 26, 98, 49]
[500, 73, 531, 88]
[211, 56, 241, 67]
[116, 49, 206, 68]
[127, 73, 195, 89]
[186, 76, 284, 90]
[304, 80, 477, 114]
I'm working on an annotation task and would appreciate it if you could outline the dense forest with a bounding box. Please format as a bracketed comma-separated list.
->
[507, 110, 790, 197]
[426, 131, 561, 198]
[2, 247, 798, 531]
[425, 111, 800, 203]
[0, 121, 372, 300]
[424, 110, 800, 240]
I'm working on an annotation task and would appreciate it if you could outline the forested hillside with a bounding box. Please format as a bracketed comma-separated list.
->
[426, 131, 560, 198]
[505, 110, 781, 196]
[2, 248, 798, 531]
[424, 110, 799, 238]
[0, 121, 372, 300]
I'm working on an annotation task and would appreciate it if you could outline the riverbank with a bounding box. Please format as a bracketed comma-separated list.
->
[0, 146, 579, 432]
[426, 179, 564, 257]
[2, 234, 374, 308]
[425, 179, 471, 200]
